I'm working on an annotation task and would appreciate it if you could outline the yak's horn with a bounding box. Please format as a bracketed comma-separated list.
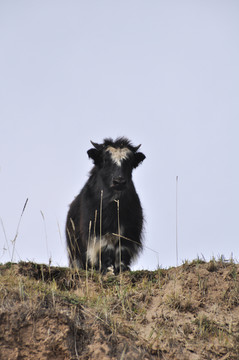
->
[90, 141, 102, 150]
[134, 144, 141, 152]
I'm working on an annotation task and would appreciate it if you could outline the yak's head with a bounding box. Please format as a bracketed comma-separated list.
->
[87, 137, 146, 192]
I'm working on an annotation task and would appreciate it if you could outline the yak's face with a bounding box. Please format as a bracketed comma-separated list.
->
[103, 146, 133, 191]
[87, 137, 146, 193]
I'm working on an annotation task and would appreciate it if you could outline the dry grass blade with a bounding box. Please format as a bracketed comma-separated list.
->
[0, 217, 11, 259]
[11, 198, 29, 262]
[99, 190, 103, 272]
[115, 199, 122, 278]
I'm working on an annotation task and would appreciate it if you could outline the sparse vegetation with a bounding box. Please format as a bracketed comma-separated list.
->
[0, 258, 239, 359]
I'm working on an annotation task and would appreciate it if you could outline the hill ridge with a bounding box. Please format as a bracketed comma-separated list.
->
[0, 260, 239, 359]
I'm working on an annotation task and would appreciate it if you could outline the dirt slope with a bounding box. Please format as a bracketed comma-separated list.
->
[0, 260, 239, 359]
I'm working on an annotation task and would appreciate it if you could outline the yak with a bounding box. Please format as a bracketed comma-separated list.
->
[66, 137, 145, 274]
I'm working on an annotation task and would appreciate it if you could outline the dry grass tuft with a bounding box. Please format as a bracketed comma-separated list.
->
[1, 259, 239, 359]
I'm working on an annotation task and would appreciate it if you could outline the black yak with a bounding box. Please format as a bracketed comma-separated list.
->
[66, 137, 145, 274]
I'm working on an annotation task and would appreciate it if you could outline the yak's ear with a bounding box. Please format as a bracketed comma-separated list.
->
[133, 152, 146, 168]
[87, 140, 104, 166]
[87, 148, 101, 165]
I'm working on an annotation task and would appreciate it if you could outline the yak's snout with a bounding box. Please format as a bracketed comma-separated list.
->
[112, 176, 127, 190]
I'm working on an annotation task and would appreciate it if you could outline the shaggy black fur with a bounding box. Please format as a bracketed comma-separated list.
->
[66, 137, 145, 274]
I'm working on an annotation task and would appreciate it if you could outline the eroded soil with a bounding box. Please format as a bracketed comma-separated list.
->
[0, 260, 239, 359]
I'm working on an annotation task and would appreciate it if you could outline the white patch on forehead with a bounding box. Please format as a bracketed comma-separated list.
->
[106, 146, 131, 166]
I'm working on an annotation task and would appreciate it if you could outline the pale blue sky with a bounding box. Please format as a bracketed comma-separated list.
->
[0, 1, 239, 269]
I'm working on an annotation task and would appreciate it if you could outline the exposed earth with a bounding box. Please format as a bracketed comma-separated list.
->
[0, 259, 239, 359]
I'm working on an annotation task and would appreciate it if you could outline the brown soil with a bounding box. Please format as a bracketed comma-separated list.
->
[0, 260, 239, 359]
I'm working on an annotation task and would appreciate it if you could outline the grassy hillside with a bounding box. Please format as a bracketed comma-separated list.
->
[0, 259, 239, 359]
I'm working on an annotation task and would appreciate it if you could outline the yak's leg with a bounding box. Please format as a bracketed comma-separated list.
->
[114, 240, 133, 275]
[87, 238, 115, 274]
[92, 245, 115, 274]
[101, 244, 115, 274]
[66, 231, 85, 269]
